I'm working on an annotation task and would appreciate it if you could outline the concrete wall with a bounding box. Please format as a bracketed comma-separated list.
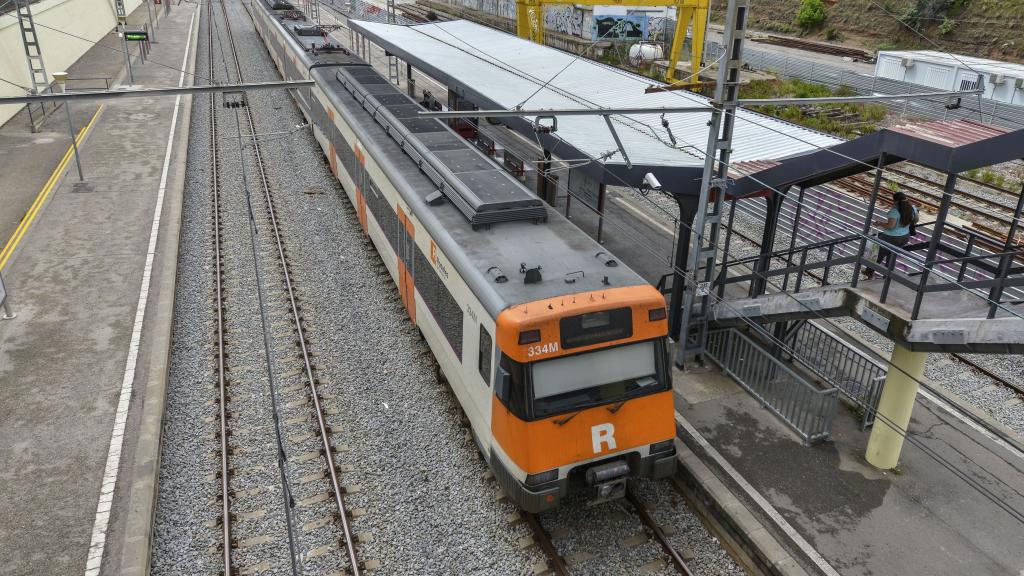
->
[0, 0, 143, 127]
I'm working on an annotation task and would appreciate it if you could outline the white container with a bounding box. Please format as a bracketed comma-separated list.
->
[628, 42, 664, 66]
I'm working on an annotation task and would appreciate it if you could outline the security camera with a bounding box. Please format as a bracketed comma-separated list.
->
[643, 173, 662, 191]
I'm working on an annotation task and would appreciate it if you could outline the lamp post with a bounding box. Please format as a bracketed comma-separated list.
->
[53, 71, 84, 181]
[118, 15, 134, 85]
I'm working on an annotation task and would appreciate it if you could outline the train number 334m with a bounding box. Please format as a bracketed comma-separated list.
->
[527, 342, 559, 357]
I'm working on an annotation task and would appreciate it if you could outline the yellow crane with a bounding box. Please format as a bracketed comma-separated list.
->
[514, 0, 709, 85]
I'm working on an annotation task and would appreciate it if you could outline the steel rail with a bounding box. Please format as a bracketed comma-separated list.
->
[208, 0, 232, 569]
[625, 488, 695, 576]
[228, 0, 362, 572]
[523, 513, 570, 576]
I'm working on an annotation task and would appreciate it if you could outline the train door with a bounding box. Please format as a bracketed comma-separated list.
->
[468, 322, 495, 434]
[396, 206, 416, 324]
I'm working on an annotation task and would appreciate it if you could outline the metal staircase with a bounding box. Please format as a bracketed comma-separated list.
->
[15, 0, 58, 132]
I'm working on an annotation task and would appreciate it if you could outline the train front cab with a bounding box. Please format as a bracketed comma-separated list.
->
[489, 286, 677, 513]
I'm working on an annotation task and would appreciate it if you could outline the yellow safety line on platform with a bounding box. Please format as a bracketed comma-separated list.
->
[0, 104, 105, 272]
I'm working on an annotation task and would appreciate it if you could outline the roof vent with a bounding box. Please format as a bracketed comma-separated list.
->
[520, 263, 542, 284]
[487, 266, 508, 283]
[564, 271, 584, 284]
[425, 190, 445, 206]
[595, 251, 618, 267]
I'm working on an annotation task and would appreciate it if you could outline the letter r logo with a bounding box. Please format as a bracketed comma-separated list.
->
[591, 423, 617, 454]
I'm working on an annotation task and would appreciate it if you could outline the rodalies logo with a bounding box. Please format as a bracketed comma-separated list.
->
[591, 423, 616, 454]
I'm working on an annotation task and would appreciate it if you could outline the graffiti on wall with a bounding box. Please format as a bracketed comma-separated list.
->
[447, 0, 592, 38]
[544, 5, 587, 37]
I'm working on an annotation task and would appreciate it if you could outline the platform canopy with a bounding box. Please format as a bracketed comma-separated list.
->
[728, 119, 1024, 197]
[349, 19, 841, 195]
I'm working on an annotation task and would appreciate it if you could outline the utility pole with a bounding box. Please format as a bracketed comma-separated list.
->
[53, 72, 85, 181]
[112, 0, 134, 85]
[674, 0, 748, 366]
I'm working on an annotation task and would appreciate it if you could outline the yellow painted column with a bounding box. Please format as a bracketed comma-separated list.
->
[690, 3, 708, 84]
[865, 344, 927, 469]
[667, 7, 692, 83]
[515, 0, 543, 44]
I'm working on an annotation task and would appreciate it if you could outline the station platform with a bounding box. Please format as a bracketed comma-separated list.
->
[0, 4, 198, 576]
[673, 357, 1024, 576]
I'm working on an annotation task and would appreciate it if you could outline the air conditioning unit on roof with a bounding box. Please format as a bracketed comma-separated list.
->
[900, 57, 915, 68]
[989, 73, 1006, 85]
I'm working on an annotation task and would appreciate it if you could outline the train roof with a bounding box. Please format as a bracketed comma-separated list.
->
[310, 66, 648, 315]
[253, 1, 652, 315]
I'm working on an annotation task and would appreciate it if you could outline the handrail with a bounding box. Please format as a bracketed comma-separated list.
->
[925, 248, 1024, 267]
[723, 232, 861, 267]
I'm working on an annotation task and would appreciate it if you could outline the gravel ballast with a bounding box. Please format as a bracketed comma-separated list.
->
[154, 1, 547, 573]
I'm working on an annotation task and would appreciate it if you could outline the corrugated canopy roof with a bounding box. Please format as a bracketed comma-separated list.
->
[349, 19, 841, 193]
[890, 119, 1008, 148]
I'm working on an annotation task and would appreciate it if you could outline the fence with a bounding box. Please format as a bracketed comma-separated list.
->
[785, 321, 885, 429]
[704, 40, 1024, 130]
[705, 328, 839, 443]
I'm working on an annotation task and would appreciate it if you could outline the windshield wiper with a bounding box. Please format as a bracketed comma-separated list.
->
[553, 410, 582, 426]
[607, 400, 628, 414]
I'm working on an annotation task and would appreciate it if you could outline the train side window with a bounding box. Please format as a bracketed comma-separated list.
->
[478, 325, 492, 386]
[497, 354, 530, 419]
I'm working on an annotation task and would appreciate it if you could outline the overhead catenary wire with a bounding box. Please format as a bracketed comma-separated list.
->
[333, 3, 1024, 519]
[369, 16, 1024, 319]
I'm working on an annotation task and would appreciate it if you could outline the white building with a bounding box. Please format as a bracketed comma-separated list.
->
[875, 50, 1024, 105]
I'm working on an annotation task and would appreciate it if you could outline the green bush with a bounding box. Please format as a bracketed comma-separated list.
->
[795, 0, 827, 31]
[939, 17, 957, 35]
[825, 27, 842, 41]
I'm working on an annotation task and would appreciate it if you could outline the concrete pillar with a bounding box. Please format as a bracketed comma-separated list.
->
[865, 344, 927, 469]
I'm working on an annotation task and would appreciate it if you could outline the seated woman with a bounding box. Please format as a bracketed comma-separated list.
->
[865, 192, 918, 279]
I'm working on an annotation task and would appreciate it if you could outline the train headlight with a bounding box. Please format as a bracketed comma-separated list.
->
[649, 439, 675, 455]
[648, 307, 667, 321]
[518, 329, 541, 345]
[525, 469, 558, 486]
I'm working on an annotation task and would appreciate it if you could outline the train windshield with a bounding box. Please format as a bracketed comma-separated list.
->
[530, 340, 668, 418]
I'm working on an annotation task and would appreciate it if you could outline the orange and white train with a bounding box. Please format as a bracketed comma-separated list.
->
[252, 0, 677, 511]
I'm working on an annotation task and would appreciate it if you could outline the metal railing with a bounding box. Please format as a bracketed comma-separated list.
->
[784, 320, 885, 429]
[717, 216, 1024, 319]
[706, 328, 838, 443]
[717, 232, 862, 298]
[65, 77, 111, 91]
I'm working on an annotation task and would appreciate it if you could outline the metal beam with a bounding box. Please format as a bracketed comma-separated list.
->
[737, 89, 983, 107]
[418, 106, 712, 119]
[0, 80, 315, 104]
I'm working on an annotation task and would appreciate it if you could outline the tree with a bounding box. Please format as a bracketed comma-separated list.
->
[795, 0, 827, 32]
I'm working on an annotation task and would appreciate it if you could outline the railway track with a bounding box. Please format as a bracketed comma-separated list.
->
[208, 0, 364, 573]
[524, 487, 696, 576]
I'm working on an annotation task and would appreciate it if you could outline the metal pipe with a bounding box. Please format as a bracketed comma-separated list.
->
[418, 105, 713, 119]
[0, 80, 315, 104]
[737, 88, 982, 106]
